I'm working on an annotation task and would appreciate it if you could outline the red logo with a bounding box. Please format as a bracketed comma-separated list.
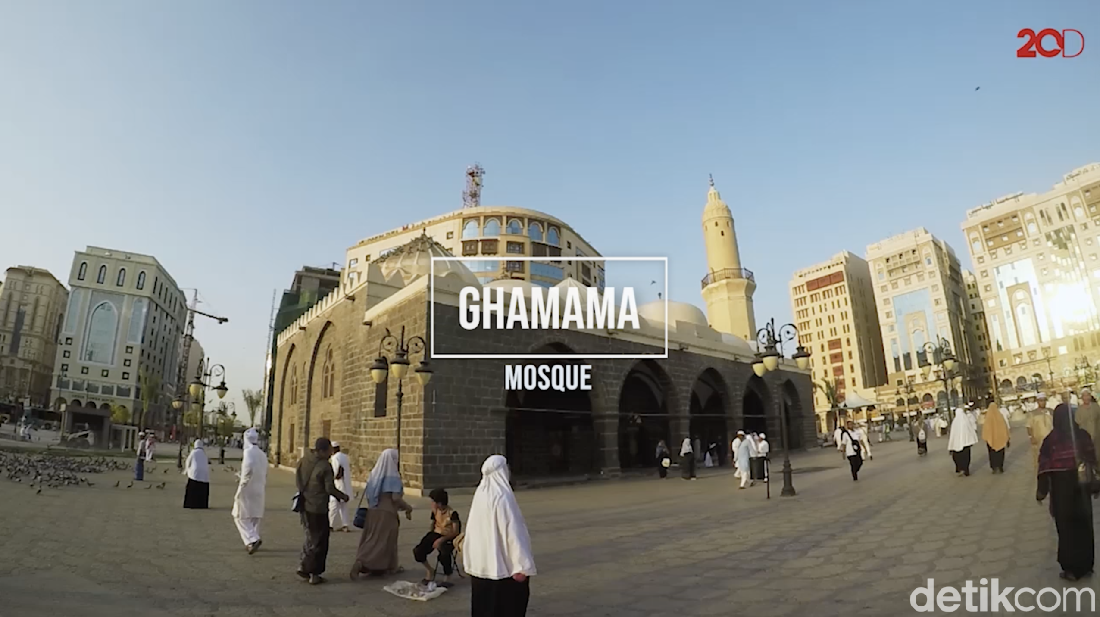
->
[1017, 28, 1084, 57]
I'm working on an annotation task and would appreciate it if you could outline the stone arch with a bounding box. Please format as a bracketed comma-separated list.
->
[690, 367, 731, 466]
[54, 397, 67, 411]
[70, 399, 83, 409]
[617, 359, 673, 470]
[277, 343, 297, 462]
[504, 341, 596, 478]
[921, 392, 934, 408]
[305, 322, 336, 447]
[999, 379, 1013, 392]
[780, 379, 805, 450]
[741, 375, 770, 434]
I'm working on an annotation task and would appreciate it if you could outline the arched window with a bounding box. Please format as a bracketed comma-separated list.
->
[483, 218, 501, 237]
[462, 219, 480, 239]
[77, 262, 88, 281]
[547, 226, 560, 245]
[96, 265, 107, 284]
[290, 366, 298, 405]
[321, 348, 334, 399]
[116, 268, 126, 287]
[136, 271, 146, 290]
[528, 222, 543, 242]
[506, 219, 523, 235]
[83, 301, 119, 364]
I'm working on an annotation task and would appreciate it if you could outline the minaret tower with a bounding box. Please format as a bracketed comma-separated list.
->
[700, 175, 757, 341]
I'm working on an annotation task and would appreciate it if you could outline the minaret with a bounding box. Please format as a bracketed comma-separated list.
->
[700, 175, 757, 341]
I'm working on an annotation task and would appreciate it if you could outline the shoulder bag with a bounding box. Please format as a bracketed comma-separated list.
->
[353, 486, 369, 529]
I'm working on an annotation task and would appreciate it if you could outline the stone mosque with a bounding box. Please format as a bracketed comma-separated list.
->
[271, 179, 813, 490]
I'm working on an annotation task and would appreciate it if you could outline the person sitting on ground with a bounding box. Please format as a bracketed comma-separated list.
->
[414, 488, 462, 588]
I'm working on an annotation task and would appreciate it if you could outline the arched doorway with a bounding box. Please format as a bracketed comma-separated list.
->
[304, 322, 335, 447]
[618, 360, 672, 470]
[781, 380, 804, 450]
[742, 376, 769, 435]
[505, 343, 595, 478]
[689, 368, 730, 466]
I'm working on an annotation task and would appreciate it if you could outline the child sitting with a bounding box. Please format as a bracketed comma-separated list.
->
[413, 488, 461, 587]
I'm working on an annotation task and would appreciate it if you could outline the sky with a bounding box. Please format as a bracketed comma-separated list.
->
[1, 1, 1098, 419]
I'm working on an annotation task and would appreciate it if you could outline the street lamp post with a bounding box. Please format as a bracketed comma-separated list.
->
[751, 318, 811, 499]
[369, 326, 434, 475]
[897, 378, 915, 441]
[173, 360, 228, 469]
[920, 337, 959, 412]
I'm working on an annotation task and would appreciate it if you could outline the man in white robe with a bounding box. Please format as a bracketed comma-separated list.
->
[736, 435, 754, 489]
[755, 433, 770, 482]
[730, 431, 745, 477]
[232, 428, 267, 554]
[328, 442, 352, 531]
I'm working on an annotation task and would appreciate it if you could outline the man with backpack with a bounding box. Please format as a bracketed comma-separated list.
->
[839, 421, 871, 481]
[294, 438, 350, 584]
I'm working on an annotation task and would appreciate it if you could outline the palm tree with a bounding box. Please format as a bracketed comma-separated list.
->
[241, 388, 263, 428]
[814, 379, 843, 430]
[137, 368, 161, 432]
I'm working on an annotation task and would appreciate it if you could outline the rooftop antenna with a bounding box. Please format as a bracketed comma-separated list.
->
[463, 164, 485, 208]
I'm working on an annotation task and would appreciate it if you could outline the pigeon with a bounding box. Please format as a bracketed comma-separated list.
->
[36, 488, 42, 495]
[156, 482, 166, 490]
[114, 480, 120, 488]
[126, 481, 133, 489]
[164, 468, 169, 474]
[144, 484, 152, 489]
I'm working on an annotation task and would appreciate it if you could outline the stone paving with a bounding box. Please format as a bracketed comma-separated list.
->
[0, 429, 1097, 616]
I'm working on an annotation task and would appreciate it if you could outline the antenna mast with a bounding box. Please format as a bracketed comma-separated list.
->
[463, 164, 485, 208]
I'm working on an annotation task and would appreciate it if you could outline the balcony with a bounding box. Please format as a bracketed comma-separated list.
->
[701, 268, 755, 289]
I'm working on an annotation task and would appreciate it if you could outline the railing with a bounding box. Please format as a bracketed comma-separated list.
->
[701, 268, 755, 289]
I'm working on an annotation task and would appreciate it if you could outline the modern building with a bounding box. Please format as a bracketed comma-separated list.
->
[270, 182, 813, 490]
[866, 228, 979, 413]
[50, 247, 187, 439]
[701, 178, 757, 342]
[344, 206, 604, 290]
[789, 251, 886, 431]
[963, 270, 995, 396]
[961, 163, 1100, 401]
[0, 266, 69, 408]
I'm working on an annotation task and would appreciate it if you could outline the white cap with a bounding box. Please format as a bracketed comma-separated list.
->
[759, 433, 766, 439]
[1037, 392, 1048, 400]
[331, 441, 340, 448]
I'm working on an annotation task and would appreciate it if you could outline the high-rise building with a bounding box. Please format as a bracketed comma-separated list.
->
[51, 247, 186, 435]
[789, 252, 886, 430]
[866, 228, 980, 411]
[963, 270, 995, 397]
[961, 163, 1100, 398]
[701, 178, 756, 341]
[0, 266, 69, 407]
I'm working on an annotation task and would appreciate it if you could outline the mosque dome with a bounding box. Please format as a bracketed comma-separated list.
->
[373, 232, 479, 286]
[720, 332, 756, 355]
[639, 300, 709, 328]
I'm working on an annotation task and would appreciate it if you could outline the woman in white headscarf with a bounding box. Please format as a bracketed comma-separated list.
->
[465, 455, 536, 617]
[948, 408, 979, 477]
[183, 439, 210, 509]
[351, 449, 413, 579]
[680, 437, 696, 480]
[232, 428, 267, 553]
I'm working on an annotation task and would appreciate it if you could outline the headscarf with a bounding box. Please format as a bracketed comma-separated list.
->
[981, 403, 1010, 451]
[680, 438, 693, 456]
[184, 440, 210, 482]
[1038, 403, 1098, 474]
[947, 408, 978, 452]
[365, 448, 402, 508]
[462, 455, 536, 580]
[243, 427, 260, 448]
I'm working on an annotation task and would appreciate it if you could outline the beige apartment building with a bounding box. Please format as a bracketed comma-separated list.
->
[961, 163, 1100, 400]
[0, 266, 69, 407]
[344, 205, 604, 292]
[866, 228, 981, 414]
[790, 252, 885, 432]
[50, 247, 187, 434]
[963, 270, 995, 395]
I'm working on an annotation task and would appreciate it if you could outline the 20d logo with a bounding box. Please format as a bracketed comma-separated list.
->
[1017, 28, 1084, 58]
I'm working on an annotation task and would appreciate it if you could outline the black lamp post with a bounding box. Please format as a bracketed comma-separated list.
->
[174, 360, 228, 469]
[920, 338, 958, 412]
[751, 318, 811, 498]
[897, 378, 915, 441]
[369, 326, 433, 475]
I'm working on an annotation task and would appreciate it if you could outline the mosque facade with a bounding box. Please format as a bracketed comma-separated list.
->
[271, 182, 814, 490]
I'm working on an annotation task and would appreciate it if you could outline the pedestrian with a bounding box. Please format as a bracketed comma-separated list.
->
[839, 421, 868, 481]
[464, 455, 536, 617]
[735, 432, 753, 488]
[731, 431, 745, 477]
[916, 419, 928, 456]
[413, 488, 461, 588]
[144, 434, 157, 474]
[1028, 393, 1055, 471]
[183, 440, 210, 509]
[834, 423, 845, 460]
[982, 403, 1010, 474]
[1075, 389, 1100, 444]
[135, 431, 146, 481]
[679, 437, 696, 480]
[655, 440, 670, 479]
[351, 448, 414, 579]
[232, 428, 267, 555]
[328, 442, 352, 532]
[1037, 403, 1099, 581]
[948, 408, 978, 477]
[295, 437, 349, 584]
[755, 433, 770, 483]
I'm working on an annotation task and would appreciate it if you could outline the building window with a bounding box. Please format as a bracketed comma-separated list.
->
[506, 241, 525, 254]
[122, 372, 130, 380]
[77, 262, 88, 281]
[116, 268, 126, 287]
[101, 369, 109, 377]
[83, 301, 119, 364]
[528, 222, 544, 242]
[462, 241, 479, 256]
[348, 258, 358, 268]
[124, 359, 131, 367]
[126, 346, 133, 354]
[289, 366, 298, 405]
[506, 261, 525, 273]
[81, 367, 88, 375]
[446, 231, 454, 239]
[506, 219, 523, 235]
[321, 347, 335, 399]
[134, 271, 145, 290]
[462, 219, 480, 239]
[61, 364, 68, 373]
[63, 350, 70, 358]
[483, 218, 501, 236]
[480, 240, 498, 255]
[96, 265, 107, 284]
[65, 337, 72, 345]
[547, 227, 560, 245]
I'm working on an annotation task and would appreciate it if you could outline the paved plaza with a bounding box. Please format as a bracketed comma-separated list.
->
[0, 429, 1096, 616]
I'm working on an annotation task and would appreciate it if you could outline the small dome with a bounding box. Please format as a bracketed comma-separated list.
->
[374, 232, 478, 286]
[639, 300, 709, 328]
[720, 332, 755, 354]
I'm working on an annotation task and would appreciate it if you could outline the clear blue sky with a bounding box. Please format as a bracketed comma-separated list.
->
[1, 1, 1098, 415]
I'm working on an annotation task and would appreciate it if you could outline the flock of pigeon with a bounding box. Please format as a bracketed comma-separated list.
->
[0, 450, 131, 494]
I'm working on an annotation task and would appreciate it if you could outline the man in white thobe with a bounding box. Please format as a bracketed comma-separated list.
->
[731, 431, 745, 477]
[736, 435, 754, 488]
[755, 433, 770, 483]
[232, 428, 267, 554]
[328, 442, 352, 531]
